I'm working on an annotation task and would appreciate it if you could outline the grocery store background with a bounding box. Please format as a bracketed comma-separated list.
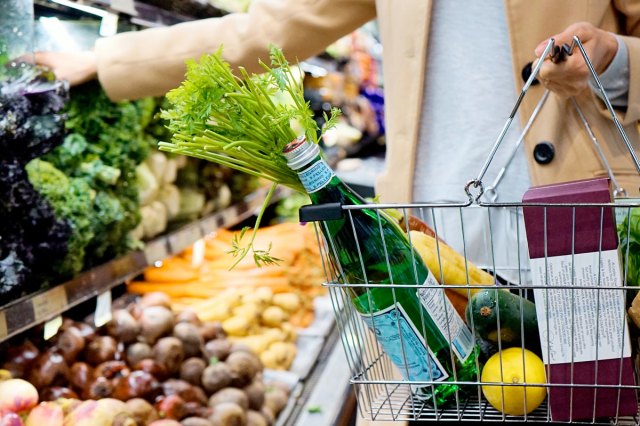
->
[0, 0, 386, 424]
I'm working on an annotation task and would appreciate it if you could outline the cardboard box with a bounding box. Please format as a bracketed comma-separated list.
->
[522, 178, 636, 421]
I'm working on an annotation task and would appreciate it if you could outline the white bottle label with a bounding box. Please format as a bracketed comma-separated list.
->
[360, 303, 449, 383]
[530, 249, 631, 365]
[416, 270, 475, 363]
[298, 160, 334, 193]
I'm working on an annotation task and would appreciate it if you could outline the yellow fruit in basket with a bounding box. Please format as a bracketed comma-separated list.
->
[481, 348, 546, 415]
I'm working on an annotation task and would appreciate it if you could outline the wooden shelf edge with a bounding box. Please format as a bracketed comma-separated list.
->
[0, 185, 290, 343]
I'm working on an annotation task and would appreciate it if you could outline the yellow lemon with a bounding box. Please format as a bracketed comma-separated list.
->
[481, 348, 547, 415]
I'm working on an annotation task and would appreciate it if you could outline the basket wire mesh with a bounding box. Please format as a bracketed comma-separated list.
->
[304, 37, 640, 423]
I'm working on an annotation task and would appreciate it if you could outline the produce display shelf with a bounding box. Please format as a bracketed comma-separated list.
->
[0, 185, 290, 344]
[35, 0, 228, 28]
[286, 325, 354, 426]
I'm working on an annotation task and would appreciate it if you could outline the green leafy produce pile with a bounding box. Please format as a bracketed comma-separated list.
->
[618, 208, 640, 292]
[36, 82, 155, 275]
[26, 159, 94, 277]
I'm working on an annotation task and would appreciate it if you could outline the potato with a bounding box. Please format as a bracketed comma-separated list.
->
[225, 352, 260, 387]
[181, 358, 207, 386]
[208, 388, 248, 410]
[246, 410, 268, 426]
[264, 388, 288, 414]
[203, 340, 231, 361]
[201, 363, 232, 395]
[232, 304, 261, 321]
[153, 337, 185, 375]
[261, 307, 287, 328]
[271, 293, 301, 312]
[173, 323, 203, 358]
[243, 381, 265, 410]
[208, 402, 245, 426]
[222, 316, 250, 337]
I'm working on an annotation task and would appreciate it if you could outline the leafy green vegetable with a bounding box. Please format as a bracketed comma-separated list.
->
[160, 46, 340, 266]
[26, 159, 94, 278]
[618, 208, 640, 289]
[45, 82, 155, 266]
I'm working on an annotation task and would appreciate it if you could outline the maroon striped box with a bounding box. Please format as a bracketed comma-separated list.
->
[522, 178, 636, 421]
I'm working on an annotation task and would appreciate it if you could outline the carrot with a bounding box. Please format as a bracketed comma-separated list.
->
[143, 257, 199, 282]
[128, 282, 220, 298]
[289, 309, 314, 328]
[199, 264, 285, 279]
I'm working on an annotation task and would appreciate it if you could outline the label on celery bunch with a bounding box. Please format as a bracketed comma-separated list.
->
[360, 303, 449, 382]
[298, 159, 335, 193]
[417, 270, 474, 363]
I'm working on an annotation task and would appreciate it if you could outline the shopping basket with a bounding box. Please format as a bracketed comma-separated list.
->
[300, 37, 640, 423]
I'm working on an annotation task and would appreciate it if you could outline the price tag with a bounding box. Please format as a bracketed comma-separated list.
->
[191, 239, 206, 268]
[111, 0, 137, 15]
[44, 315, 63, 340]
[94, 291, 113, 327]
[32, 286, 68, 323]
[144, 238, 168, 265]
[0, 311, 7, 340]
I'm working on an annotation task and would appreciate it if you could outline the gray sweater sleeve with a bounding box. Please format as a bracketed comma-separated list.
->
[590, 35, 630, 108]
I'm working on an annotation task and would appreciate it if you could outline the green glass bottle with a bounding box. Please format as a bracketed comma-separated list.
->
[283, 137, 479, 407]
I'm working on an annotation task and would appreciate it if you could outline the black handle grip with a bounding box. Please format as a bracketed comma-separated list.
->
[299, 203, 343, 222]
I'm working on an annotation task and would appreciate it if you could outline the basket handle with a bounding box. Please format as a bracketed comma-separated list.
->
[466, 36, 640, 204]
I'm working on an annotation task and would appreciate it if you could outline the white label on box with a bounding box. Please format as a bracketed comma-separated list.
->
[531, 249, 631, 365]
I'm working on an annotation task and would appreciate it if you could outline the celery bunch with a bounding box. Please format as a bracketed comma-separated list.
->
[159, 46, 339, 266]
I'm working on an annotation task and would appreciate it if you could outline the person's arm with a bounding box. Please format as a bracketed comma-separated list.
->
[533, 5, 640, 125]
[59, 0, 375, 101]
[590, 34, 629, 108]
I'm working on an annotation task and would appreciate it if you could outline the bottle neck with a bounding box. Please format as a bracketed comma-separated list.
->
[295, 154, 335, 195]
[282, 137, 363, 204]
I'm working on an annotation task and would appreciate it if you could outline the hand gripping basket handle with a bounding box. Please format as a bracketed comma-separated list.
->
[465, 36, 640, 204]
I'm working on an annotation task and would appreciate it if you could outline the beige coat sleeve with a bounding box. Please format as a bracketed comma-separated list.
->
[94, 0, 376, 101]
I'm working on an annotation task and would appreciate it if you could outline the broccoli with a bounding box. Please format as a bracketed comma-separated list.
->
[26, 159, 95, 278]
[44, 82, 154, 266]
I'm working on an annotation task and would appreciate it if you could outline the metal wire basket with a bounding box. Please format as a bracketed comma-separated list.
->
[301, 37, 640, 424]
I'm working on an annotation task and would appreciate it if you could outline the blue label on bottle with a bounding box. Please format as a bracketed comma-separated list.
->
[360, 303, 449, 382]
[298, 160, 334, 193]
